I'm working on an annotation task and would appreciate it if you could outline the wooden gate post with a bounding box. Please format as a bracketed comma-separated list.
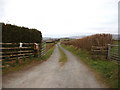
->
[33, 43, 39, 57]
[41, 41, 46, 57]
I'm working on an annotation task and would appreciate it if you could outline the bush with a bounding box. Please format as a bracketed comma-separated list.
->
[2, 23, 42, 43]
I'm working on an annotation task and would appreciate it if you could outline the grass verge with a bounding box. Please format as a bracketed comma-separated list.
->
[40, 45, 55, 60]
[61, 44, 119, 88]
[46, 42, 56, 51]
[3, 46, 55, 75]
[58, 45, 67, 65]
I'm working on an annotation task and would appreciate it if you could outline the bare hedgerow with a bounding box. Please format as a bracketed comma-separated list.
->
[61, 34, 112, 51]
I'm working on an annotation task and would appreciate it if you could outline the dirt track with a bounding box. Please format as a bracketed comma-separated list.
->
[3, 44, 106, 88]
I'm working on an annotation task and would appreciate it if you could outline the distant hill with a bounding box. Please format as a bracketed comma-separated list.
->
[69, 34, 120, 40]
[112, 34, 120, 40]
[69, 35, 87, 39]
[43, 37, 52, 40]
[43, 34, 120, 41]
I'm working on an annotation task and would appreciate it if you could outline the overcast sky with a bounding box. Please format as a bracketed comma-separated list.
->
[0, 0, 119, 38]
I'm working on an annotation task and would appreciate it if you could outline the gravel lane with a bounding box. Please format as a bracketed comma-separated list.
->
[2, 44, 106, 88]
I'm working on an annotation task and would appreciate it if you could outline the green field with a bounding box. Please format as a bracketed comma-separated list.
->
[112, 41, 120, 45]
[109, 41, 120, 60]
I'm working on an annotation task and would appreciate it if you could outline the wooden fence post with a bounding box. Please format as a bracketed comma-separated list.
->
[40, 41, 46, 57]
[107, 44, 111, 60]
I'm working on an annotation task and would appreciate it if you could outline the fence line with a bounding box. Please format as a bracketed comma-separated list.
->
[0, 43, 42, 66]
[91, 44, 120, 61]
[91, 46, 108, 53]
